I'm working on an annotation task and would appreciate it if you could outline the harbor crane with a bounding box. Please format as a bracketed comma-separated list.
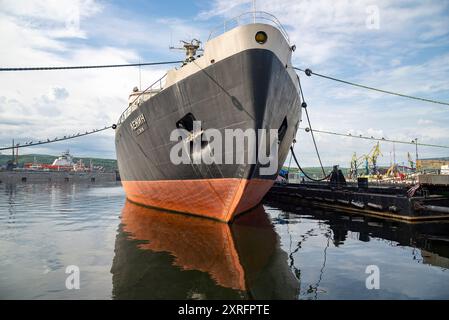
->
[349, 152, 366, 179]
[367, 142, 383, 175]
[349, 142, 383, 178]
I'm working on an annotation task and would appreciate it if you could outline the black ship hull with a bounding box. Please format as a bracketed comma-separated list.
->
[115, 48, 301, 222]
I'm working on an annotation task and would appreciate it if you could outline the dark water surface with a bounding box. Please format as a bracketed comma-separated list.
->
[1, 183, 448, 299]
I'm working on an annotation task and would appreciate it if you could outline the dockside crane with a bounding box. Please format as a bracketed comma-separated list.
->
[350, 142, 383, 178]
[369, 142, 382, 175]
[407, 152, 415, 170]
[349, 152, 366, 179]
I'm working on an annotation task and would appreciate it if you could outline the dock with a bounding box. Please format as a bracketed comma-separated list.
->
[0, 170, 117, 184]
[266, 178, 449, 222]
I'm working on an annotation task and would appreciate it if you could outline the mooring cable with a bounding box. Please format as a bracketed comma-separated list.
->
[290, 146, 331, 181]
[297, 71, 327, 177]
[286, 139, 295, 177]
[0, 125, 114, 151]
[0, 61, 184, 72]
[293, 67, 449, 107]
[298, 127, 449, 149]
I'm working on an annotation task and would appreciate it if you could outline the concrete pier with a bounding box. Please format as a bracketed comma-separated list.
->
[0, 170, 116, 184]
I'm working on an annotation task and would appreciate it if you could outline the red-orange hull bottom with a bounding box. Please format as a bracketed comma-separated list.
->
[121, 178, 274, 222]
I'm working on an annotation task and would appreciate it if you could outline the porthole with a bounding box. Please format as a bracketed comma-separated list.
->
[255, 31, 268, 44]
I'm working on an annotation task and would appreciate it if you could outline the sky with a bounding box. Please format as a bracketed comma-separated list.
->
[0, 0, 448, 167]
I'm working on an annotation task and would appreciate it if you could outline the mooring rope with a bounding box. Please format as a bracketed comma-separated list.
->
[293, 67, 449, 106]
[290, 146, 332, 181]
[0, 125, 114, 151]
[296, 70, 328, 178]
[298, 127, 449, 149]
[0, 61, 183, 72]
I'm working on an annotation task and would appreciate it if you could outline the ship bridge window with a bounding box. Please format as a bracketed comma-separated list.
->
[278, 117, 288, 143]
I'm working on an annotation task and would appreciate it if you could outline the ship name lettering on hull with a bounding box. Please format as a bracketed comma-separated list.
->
[135, 126, 145, 135]
[130, 114, 146, 131]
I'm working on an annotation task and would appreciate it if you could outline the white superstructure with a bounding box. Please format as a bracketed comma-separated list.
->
[52, 150, 74, 166]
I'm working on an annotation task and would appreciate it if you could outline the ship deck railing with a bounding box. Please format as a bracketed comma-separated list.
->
[207, 11, 290, 43]
[117, 73, 167, 125]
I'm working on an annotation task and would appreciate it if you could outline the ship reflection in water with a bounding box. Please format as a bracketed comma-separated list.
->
[111, 200, 449, 300]
[111, 201, 299, 299]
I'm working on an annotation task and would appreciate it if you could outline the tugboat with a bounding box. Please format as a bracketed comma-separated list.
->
[115, 12, 302, 222]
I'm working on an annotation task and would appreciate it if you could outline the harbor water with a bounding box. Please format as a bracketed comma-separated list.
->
[1, 182, 449, 299]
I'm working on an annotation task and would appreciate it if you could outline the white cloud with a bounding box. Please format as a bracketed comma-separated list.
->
[0, 1, 169, 158]
[417, 119, 433, 125]
[45, 87, 69, 101]
[0, 0, 101, 21]
[1, 0, 448, 166]
[197, 0, 249, 20]
[0, 0, 102, 40]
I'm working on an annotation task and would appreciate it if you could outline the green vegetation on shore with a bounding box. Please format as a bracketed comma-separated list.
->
[0, 153, 118, 171]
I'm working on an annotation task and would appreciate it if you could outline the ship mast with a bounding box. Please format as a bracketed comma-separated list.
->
[252, 0, 256, 23]
[170, 39, 203, 63]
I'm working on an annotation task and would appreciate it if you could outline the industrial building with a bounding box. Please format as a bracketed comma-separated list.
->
[417, 157, 449, 171]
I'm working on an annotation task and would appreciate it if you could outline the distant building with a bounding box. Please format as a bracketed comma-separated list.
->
[417, 157, 449, 171]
